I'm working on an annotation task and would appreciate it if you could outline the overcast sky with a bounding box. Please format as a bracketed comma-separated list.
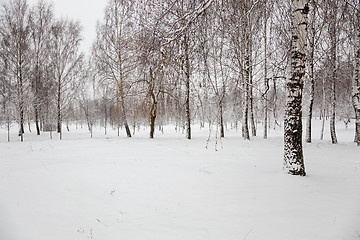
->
[27, 0, 108, 55]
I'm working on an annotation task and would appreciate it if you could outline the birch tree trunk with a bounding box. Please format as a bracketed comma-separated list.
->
[184, 33, 191, 140]
[329, 1, 338, 144]
[242, 12, 250, 141]
[284, 0, 308, 176]
[305, 0, 316, 143]
[249, 34, 256, 137]
[118, 42, 131, 138]
[18, 66, 25, 142]
[57, 78, 62, 140]
[353, 4, 360, 146]
[320, 77, 326, 140]
[263, 0, 268, 139]
[119, 82, 132, 138]
[149, 68, 157, 139]
[242, 52, 250, 140]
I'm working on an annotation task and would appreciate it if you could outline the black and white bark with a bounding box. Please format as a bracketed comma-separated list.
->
[353, 1, 360, 146]
[329, 0, 338, 144]
[183, 32, 191, 140]
[249, 37, 256, 137]
[305, 0, 316, 143]
[263, 0, 269, 139]
[284, 0, 308, 176]
[320, 75, 326, 140]
[242, 10, 251, 141]
[148, 68, 158, 139]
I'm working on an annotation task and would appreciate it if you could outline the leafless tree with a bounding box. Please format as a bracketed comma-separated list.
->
[50, 18, 84, 140]
[0, 0, 31, 142]
[28, 0, 53, 135]
[92, 0, 137, 138]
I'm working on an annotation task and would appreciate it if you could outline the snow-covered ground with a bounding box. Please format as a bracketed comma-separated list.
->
[0, 120, 359, 240]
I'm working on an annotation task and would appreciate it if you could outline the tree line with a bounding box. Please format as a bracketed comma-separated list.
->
[0, 0, 359, 170]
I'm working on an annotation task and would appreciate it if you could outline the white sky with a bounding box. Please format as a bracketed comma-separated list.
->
[27, 0, 108, 55]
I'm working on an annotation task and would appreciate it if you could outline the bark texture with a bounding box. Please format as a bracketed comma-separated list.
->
[57, 79, 62, 140]
[242, 13, 250, 141]
[329, 1, 338, 144]
[149, 68, 157, 139]
[263, 0, 268, 140]
[353, 6, 360, 146]
[119, 82, 132, 138]
[305, 0, 316, 143]
[184, 33, 191, 140]
[249, 37, 256, 137]
[284, 0, 308, 176]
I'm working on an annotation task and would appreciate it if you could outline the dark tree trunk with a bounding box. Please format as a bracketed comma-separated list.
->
[220, 102, 224, 138]
[150, 115, 156, 139]
[149, 68, 157, 139]
[35, 107, 40, 135]
[119, 83, 131, 138]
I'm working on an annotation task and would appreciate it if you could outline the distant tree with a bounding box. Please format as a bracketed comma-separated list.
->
[159, 0, 214, 139]
[196, 2, 229, 138]
[0, 57, 14, 142]
[50, 18, 83, 139]
[28, 0, 53, 136]
[92, 0, 137, 138]
[79, 89, 96, 138]
[0, 0, 31, 142]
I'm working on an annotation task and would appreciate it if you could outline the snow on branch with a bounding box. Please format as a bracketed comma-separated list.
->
[164, 0, 214, 43]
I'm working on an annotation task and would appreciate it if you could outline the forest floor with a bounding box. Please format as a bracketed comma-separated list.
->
[0, 119, 359, 240]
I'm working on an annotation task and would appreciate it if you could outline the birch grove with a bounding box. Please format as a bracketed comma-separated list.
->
[0, 0, 359, 169]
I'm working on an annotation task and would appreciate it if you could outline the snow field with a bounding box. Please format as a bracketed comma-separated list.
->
[0, 120, 359, 240]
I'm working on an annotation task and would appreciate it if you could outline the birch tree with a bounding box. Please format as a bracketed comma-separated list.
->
[283, 0, 308, 176]
[0, 56, 14, 142]
[263, 0, 269, 139]
[50, 19, 83, 140]
[304, 0, 317, 143]
[92, 0, 136, 138]
[353, 0, 360, 146]
[329, 0, 338, 144]
[0, 0, 31, 142]
[29, 0, 53, 136]
[196, 1, 228, 138]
